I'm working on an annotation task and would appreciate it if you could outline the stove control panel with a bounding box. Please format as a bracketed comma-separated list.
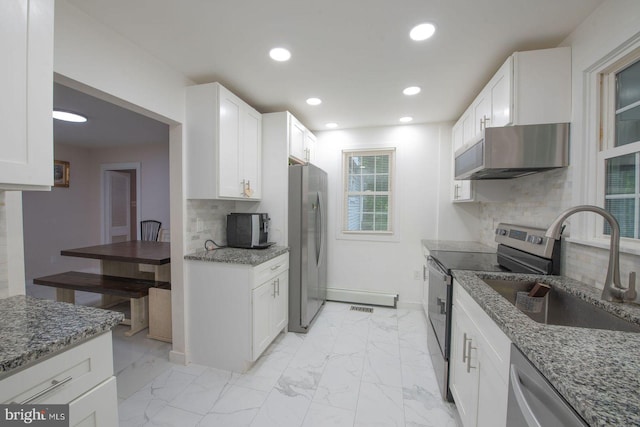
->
[495, 223, 554, 258]
[527, 235, 544, 245]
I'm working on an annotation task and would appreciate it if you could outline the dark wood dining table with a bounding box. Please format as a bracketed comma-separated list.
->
[34, 241, 172, 340]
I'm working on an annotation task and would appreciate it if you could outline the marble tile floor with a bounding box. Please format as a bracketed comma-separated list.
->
[116, 302, 460, 427]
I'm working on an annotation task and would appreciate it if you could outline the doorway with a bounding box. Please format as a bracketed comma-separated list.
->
[102, 165, 140, 243]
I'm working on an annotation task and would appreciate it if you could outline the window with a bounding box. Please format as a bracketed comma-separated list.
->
[342, 149, 394, 233]
[601, 54, 640, 238]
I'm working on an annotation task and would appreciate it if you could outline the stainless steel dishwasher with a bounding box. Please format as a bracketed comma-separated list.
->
[507, 344, 587, 427]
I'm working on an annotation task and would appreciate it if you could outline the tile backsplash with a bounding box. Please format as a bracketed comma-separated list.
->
[475, 167, 640, 290]
[185, 199, 237, 254]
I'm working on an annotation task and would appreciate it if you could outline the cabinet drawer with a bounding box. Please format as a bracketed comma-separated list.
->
[253, 254, 289, 288]
[0, 332, 114, 405]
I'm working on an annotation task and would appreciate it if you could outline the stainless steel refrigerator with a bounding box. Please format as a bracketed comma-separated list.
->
[288, 163, 327, 333]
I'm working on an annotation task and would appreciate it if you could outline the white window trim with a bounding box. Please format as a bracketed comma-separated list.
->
[575, 35, 640, 254]
[337, 147, 399, 242]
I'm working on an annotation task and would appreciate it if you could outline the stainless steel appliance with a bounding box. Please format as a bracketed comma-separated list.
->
[427, 224, 561, 401]
[288, 164, 327, 333]
[454, 123, 569, 180]
[507, 344, 587, 426]
[226, 213, 273, 249]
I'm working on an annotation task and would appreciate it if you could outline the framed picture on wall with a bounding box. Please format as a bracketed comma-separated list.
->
[54, 160, 70, 187]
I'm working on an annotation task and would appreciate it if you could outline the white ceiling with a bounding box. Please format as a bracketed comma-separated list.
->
[59, 0, 604, 143]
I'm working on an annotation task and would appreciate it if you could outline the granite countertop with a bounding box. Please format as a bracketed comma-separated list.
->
[0, 295, 123, 376]
[184, 245, 289, 266]
[452, 270, 640, 427]
[422, 239, 496, 253]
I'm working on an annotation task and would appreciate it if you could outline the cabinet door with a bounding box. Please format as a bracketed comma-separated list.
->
[272, 272, 288, 334]
[489, 57, 513, 127]
[453, 180, 473, 202]
[476, 354, 508, 427]
[449, 305, 479, 427]
[304, 131, 316, 164]
[0, 0, 53, 190]
[68, 377, 118, 427]
[461, 108, 475, 144]
[474, 91, 491, 135]
[218, 87, 242, 198]
[452, 122, 464, 153]
[289, 117, 306, 162]
[252, 279, 275, 360]
[241, 106, 262, 199]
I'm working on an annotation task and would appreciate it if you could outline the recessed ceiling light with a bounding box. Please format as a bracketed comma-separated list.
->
[326, 122, 338, 129]
[399, 116, 413, 123]
[52, 110, 87, 123]
[410, 23, 436, 41]
[306, 97, 322, 106]
[403, 86, 421, 96]
[269, 47, 291, 62]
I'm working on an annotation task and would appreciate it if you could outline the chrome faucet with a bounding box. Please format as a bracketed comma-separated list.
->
[545, 205, 637, 303]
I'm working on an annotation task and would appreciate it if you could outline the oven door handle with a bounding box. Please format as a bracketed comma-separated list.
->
[427, 257, 452, 285]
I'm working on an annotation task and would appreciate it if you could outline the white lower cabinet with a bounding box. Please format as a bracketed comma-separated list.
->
[450, 280, 511, 427]
[0, 332, 118, 426]
[252, 270, 288, 359]
[186, 253, 289, 372]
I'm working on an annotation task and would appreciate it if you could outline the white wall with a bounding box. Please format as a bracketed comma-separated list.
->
[315, 123, 465, 305]
[22, 142, 170, 282]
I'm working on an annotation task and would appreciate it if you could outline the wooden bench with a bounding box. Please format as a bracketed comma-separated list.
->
[33, 271, 170, 337]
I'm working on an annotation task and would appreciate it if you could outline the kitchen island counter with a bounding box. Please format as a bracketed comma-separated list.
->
[0, 295, 123, 375]
[184, 245, 289, 266]
[453, 270, 640, 427]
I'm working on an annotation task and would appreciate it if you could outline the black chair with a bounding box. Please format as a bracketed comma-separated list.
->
[141, 220, 161, 241]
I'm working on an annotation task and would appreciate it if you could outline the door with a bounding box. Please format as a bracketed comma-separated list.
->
[105, 171, 131, 243]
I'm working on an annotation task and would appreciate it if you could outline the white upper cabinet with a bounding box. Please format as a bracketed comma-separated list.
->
[288, 114, 316, 164]
[510, 47, 571, 125]
[488, 58, 513, 127]
[452, 121, 474, 202]
[0, 0, 54, 191]
[289, 116, 306, 162]
[455, 47, 571, 148]
[186, 83, 262, 200]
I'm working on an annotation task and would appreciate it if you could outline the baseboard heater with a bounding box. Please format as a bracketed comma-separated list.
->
[326, 288, 398, 308]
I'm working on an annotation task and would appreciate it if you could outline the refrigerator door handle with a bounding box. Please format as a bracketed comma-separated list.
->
[316, 191, 324, 267]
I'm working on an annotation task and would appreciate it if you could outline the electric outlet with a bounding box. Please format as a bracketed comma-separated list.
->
[413, 270, 421, 280]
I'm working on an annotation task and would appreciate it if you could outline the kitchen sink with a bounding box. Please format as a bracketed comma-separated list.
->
[482, 278, 640, 333]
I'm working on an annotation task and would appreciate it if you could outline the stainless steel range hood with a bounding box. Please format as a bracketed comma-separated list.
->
[454, 123, 569, 180]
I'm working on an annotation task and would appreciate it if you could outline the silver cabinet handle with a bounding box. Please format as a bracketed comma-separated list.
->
[270, 264, 282, 271]
[454, 184, 460, 199]
[276, 278, 280, 296]
[466, 339, 476, 373]
[17, 376, 72, 404]
[272, 281, 276, 298]
[462, 333, 470, 363]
